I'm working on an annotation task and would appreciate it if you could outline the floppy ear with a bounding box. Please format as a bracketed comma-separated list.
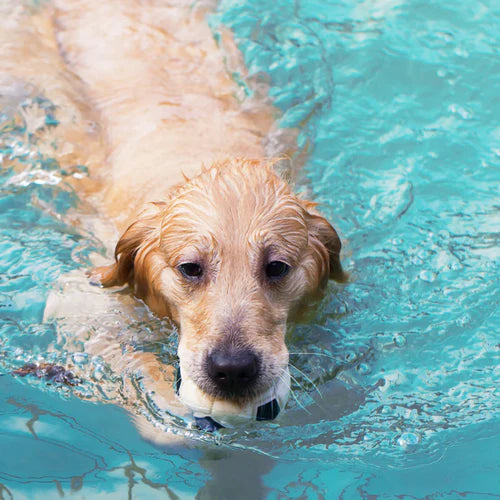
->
[89, 204, 163, 288]
[303, 200, 348, 284]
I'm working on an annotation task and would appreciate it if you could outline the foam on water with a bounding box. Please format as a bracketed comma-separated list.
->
[0, 0, 499, 497]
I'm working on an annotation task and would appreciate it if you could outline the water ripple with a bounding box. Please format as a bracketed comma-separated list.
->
[0, 0, 499, 496]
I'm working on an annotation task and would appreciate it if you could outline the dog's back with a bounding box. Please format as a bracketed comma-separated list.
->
[55, 0, 280, 227]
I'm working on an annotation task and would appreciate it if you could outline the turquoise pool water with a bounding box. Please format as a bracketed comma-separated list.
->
[1, 0, 499, 498]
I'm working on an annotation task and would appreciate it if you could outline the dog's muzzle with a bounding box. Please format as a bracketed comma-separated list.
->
[175, 365, 287, 431]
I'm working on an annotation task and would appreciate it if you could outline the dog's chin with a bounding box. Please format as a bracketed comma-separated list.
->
[193, 372, 288, 405]
[195, 379, 265, 404]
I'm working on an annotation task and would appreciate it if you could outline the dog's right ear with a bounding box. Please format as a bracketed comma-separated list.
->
[88, 204, 164, 288]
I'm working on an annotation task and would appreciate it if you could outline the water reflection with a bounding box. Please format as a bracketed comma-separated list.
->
[197, 448, 274, 500]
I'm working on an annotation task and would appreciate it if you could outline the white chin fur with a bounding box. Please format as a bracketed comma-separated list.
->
[178, 368, 290, 428]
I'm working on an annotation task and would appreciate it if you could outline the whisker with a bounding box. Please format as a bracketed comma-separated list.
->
[279, 369, 311, 415]
[287, 384, 311, 415]
[287, 370, 307, 393]
[289, 351, 337, 361]
[278, 368, 311, 415]
[288, 363, 323, 399]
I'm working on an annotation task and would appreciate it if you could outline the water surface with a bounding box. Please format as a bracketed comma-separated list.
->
[1, 0, 499, 497]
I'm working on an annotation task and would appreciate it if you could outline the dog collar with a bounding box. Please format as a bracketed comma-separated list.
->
[174, 366, 281, 431]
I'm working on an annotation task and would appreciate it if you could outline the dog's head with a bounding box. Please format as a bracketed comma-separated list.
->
[91, 159, 346, 403]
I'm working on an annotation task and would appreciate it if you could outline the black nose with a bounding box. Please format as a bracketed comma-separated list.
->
[206, 348, 259, 397]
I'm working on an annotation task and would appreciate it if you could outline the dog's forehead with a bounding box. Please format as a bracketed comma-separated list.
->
[170, 165, 304, 222]
[160, 165, 310, 260]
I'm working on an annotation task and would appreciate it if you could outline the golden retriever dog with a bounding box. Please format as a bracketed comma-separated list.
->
[91, 159, 346, 408]
[2, 0, 346, 439]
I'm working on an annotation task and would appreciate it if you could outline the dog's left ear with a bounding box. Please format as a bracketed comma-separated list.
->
[302, 200, 348, 284]
[88, 204, 163, 290]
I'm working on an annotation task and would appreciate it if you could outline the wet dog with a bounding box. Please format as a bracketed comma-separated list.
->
[91, 159, 346, 409]
[2, 0, 346, 439]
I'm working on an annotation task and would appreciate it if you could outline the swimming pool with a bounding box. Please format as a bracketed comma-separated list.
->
[1, 0, 499, 497]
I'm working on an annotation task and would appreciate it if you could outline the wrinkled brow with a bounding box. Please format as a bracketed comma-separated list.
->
[160, 229, 217, 267]
[248, 210, 310, 264]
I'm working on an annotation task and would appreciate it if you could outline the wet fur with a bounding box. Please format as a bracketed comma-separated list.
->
[0, 0, 347, 426]
[91, 159, 347, 403]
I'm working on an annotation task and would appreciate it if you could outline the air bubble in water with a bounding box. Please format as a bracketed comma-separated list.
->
[345, 351, 356, 362]
[397, 432, 420, 448]
[356, 363, 371, 374]
[419, 270, 437, 282]
[393, 334, 407, 347]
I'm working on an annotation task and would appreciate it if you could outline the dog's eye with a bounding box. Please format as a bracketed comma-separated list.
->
[265, 260, 290, 280]
[178, 263, 203, 279]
